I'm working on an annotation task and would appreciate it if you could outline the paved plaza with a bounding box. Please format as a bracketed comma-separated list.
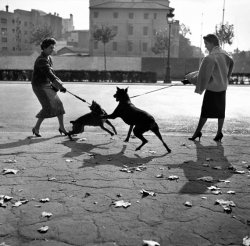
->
[0, 83, 249, 246]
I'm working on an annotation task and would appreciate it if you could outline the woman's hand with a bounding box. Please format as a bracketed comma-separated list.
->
[60, 87, 67, 93]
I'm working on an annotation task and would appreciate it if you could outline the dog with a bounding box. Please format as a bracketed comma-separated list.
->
[68, 100, 117, 140]
[103, 87, 171, 152]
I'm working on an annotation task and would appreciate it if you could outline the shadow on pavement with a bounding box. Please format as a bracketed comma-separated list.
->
[170, 141, 233, 194]
[62, 140, 168, 168]
[0, 135, 60, 150]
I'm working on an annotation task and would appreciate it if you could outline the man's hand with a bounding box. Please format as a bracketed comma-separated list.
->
[181, 79, 191, 85]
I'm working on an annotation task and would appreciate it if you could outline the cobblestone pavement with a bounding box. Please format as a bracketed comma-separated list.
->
[0, 131, 249, 246]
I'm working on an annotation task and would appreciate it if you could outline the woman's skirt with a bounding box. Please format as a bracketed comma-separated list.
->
[32, 84, 65, 118]
[201, 90, 226, 118]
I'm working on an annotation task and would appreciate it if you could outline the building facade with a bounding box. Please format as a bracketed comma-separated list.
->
[0, 6, 63, 55]
[89, 0, 179, 57]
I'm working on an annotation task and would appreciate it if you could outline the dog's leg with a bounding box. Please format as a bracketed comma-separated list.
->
[99, 124, 115, 136]
[133, 126, 148, 151]
[105, 120, 117, 135]
[151, 123, 171, 153]
[125, 125, 134, 142]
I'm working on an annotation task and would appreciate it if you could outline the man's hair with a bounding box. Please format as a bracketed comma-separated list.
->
[203, 34, 220, 46]
[40, 38, 56, 50]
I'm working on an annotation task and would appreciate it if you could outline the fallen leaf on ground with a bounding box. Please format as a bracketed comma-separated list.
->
[208, 186, 220, 191]
[218, 179, 230, 183]
[167, 175, 179, 181]
[79, 138, 87, 141]
[2, 169, 19, 175]
[41, 212, 53, 218]
[143, 240, 160, 246]
[0, 195, 13, 202]
[184, 201, 192, 207]
[234, 170, 245, 174]
[113, 200, 131, 208]
[212, 166, 222, 170]
[227, 190, 236, 194]
[0, 199, 7, 208]
[12, 199, 29, 207]
[3, 159, 17, 163]
[140, 189, 156, 197]
[0, 242, 11, 246]
[65, 159, 73, 162]
[243, 236, 250, 246]
[156, 174, 164, 178]
[40, 198, 50, 203]
[215, 199, 236, 213]
[197, 176, 213, 182]
[48, 177, 56, 181]
[37, 225, 49, 233]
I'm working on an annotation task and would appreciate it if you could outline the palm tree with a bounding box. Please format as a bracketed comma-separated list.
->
[92, 25, 117, 71]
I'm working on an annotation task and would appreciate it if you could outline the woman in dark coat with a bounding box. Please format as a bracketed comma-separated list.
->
[31, 38, 68, 137]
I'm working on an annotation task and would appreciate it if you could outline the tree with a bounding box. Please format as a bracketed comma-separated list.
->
[151, 30, 169, 73]
[179, 23, 191, 38]
[215, 22, 234, 47]
[30, 25, 53, 46]
[92, 25, 117, 71]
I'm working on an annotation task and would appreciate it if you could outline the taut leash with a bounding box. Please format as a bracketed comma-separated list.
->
[67, 90, 91, 105]
[130, 84, 175, 99]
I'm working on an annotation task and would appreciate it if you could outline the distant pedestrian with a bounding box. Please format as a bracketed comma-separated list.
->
[184, 34, 234, 142]
[31, 37, 68, 137]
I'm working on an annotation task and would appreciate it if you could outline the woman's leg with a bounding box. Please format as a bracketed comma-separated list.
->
[34, 118, 44, 132]
[57, 114, 67, 134]
[194, 117, 207, 135]
[217, 118, 224, 134]
[189, 117, 207, 140]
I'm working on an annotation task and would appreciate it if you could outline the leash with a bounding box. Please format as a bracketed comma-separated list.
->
[130, 84, 175, 99]
[67, 90, 91, 105]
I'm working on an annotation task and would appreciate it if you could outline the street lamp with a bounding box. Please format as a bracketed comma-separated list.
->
[165, 9, 174, 83]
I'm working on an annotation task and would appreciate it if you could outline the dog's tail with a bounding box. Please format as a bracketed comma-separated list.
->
[151, 123, 171, 153]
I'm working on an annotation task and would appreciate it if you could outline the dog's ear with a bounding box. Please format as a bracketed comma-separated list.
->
[116, 86, 120, 90]
[125, 87, 129, 93]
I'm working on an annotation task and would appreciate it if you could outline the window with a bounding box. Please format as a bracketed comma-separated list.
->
[12, 29, 15, 33]
[1, 28, 7, 36]
[113, 12, 118, 18]
[12, 19, 15, 24]
[129, 13, 134, 19]
[2, 47, 7, 51]
[112, 26, 118, 34]
[1, 18, 7, 24]
[144, 13, 149, 19]
[93, 12, 99, 18]
[2, 37, 7, 42]
[154, 13, 157, 19]
[13, 47, 15, 51]
[128, 41, 133, 52]
[142, 42, 148, 52]
[128, 24, 133, 35]
[143, 26, 148, 36]
[112, 42, 117, 51]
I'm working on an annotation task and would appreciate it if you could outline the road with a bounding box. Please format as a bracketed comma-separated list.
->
[0, 82, 249, 135]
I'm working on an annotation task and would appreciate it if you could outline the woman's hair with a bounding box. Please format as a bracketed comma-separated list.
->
[203, 34, 220, 46]
[40, 38, 56, 50]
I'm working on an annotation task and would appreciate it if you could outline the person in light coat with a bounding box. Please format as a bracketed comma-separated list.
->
[185, 34, 234, 142]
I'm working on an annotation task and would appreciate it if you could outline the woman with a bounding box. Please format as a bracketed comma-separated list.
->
[185, 34, 234, 142]
[31, 37, 68, 137]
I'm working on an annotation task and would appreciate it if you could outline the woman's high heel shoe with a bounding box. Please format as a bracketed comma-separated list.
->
[188, 132, 202, 141]
[58, 128, 68, 136]
[214, 132, 223, 142]
[32, 128, 41, 137]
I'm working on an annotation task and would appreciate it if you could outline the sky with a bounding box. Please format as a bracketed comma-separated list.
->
[2, 0, 250, 52]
